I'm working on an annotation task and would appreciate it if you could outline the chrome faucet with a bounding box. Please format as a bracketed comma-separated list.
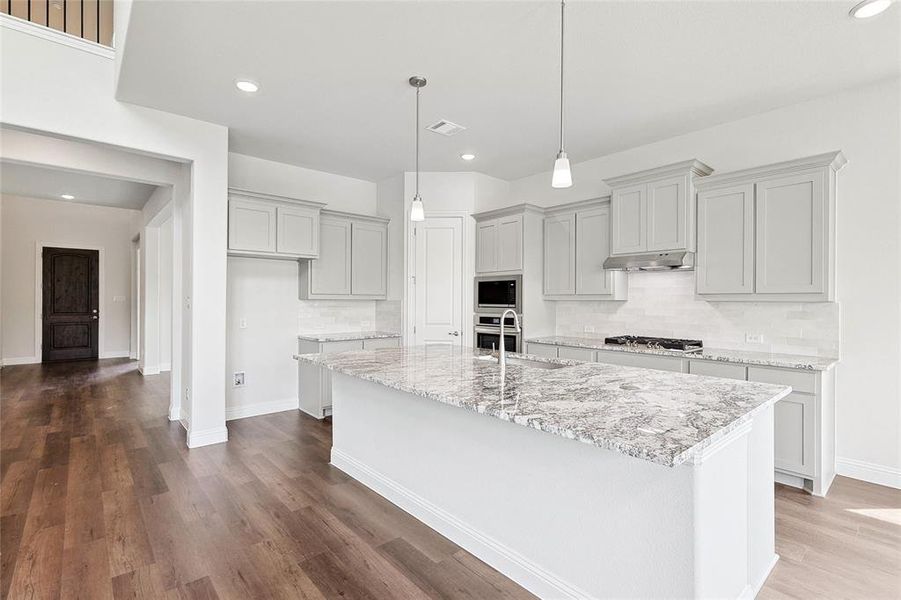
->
[498, 309, 521, 370]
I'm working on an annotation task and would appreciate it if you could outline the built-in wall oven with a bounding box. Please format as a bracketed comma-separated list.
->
[473, 314, 522, 353]
[474, 275, 522, 314]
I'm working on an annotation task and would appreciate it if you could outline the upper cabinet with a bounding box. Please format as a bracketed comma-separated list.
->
[299, 210, 389, 300]
[695, 152, 846, 302]
[228, 189, 325, 260]
[605, 160, 713, 256]
[543, 199, 627, 300]
[473, 207, 531, 273]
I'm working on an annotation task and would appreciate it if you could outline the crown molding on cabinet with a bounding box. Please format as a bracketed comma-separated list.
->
[695, 151, 847, 190]
[320, 208, 391, 224]
[543, 196, 612, 216]
[603, 159, 714, 188]
[471, 203, 545, 221]
[228, 187, 327, 210]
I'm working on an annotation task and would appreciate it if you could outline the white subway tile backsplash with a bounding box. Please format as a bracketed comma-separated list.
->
[555, 271, 839, 357]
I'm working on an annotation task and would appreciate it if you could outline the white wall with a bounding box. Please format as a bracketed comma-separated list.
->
[1, 22, 229, 447]
[508, 79, 901, 482]
[225, 154, 381, 419]
[159, 216, 173, 370]
[0, 194, 140, 362]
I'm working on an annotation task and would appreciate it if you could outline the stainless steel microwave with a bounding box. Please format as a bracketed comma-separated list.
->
[474, 275, 521, 314]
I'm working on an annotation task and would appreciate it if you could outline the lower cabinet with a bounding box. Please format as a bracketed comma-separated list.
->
[297, 337, 401, 418]
[524, 341, 835, 496]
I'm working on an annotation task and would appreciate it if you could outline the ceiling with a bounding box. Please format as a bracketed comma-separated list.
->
[116, 1, 900, 182]
[0, 162, 158, 210]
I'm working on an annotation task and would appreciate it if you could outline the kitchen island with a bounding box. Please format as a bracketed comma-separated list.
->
[295, 345, 791, 599]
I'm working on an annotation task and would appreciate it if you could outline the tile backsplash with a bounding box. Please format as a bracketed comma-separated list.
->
[555, 271, 839, 357]
[375, 300, 403, 334]
[297, 300, 377, 333]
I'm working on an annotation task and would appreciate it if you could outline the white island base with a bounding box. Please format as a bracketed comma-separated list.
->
[329, 374, 778, 600]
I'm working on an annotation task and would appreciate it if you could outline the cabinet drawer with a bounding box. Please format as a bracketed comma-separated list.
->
[748, 366, 816, 394]
[774, 391, 815, 477]
[526, 343, 558, 358]
[558, 346, 596, 362]
[320, 340, 364, 353]
[689, 360, 747, 381]
[596, 351, 685, 373]
[362, 337, 400, 350]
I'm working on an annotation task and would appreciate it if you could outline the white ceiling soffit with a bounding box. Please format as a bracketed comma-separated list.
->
[0, 161, 158, 210]
[116, 1, 900, 182]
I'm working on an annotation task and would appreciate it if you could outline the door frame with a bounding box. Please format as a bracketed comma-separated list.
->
[405, 211, 472, 349]
[34, 241, 106, 361]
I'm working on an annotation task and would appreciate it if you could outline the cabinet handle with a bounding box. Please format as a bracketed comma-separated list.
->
[448, 331, 460, 336]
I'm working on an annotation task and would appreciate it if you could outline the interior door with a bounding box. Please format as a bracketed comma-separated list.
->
[42, 247, 99, 362]
[414, 216, 464, 346]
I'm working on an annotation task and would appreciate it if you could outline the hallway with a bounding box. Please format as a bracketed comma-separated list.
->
[0, 360, 898, 599]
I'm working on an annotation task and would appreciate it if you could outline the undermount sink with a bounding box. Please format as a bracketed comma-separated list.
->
[474, 355, 567, 370]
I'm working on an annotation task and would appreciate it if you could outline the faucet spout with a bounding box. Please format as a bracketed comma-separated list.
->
[498, 309, 521, 370]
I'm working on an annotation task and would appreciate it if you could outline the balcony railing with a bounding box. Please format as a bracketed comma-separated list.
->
[1, 0, 113, 47]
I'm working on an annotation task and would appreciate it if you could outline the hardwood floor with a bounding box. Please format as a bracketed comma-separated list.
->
[1, 359, 899, 599]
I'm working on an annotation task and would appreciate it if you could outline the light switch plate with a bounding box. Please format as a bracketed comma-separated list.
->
[745, 333, 764, 344]
[584, 325, 596, 333]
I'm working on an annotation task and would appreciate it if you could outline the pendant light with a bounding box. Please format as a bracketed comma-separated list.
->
[551, 0, 573, 189]
[409, 75, 427, 222]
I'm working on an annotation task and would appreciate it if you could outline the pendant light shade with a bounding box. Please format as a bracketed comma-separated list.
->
[551, 0, 573, 189]
[410, 195, 425, 221]
[409, 76, 427, 222]
[552, 151, 572, 189]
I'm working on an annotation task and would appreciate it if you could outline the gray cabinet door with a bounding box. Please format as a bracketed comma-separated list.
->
[772, 391, 816, 477]
[647, 175, 688, 252]
[575, 206, 612, 295]
[755, 171, 826, 294]
[311, 217, 352, 295]
[476, 220, 498, 273]
[526, 343, 558, 358]
[228, 198, 276, 253]
[276, 205, 319, 256]
[697, 184, 755, 294]
[496, 214, 523, 272]
[611, 183, 647, 255]
[543, 213, 576, 295]
[351, 221, 387, 296]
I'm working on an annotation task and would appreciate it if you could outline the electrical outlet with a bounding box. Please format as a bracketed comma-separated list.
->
[239, 318, 247, 329]
[745, 333, 764, 344]
[584, 325, 596, 334]
[233, 371, 245, 387]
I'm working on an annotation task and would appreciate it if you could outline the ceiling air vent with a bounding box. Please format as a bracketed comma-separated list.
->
[426, 120, 467, 136]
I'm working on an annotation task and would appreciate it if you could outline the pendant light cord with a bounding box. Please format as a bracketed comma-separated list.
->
[415, 86, 421, 197]
[559, 0, 565, 154]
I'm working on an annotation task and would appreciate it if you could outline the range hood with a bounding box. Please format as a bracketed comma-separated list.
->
[603, 251, 695, 271]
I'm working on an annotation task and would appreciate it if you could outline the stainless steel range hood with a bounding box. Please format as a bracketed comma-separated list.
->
[603, 251, 695, 271]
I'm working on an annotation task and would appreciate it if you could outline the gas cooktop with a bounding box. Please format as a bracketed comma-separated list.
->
[604, 335, 703, 353]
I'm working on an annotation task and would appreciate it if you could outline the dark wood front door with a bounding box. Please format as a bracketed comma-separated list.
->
[42, 247, 99, 362]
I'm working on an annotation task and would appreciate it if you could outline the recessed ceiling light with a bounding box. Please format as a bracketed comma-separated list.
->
[460, 153, 476, 161]
[850, 0, 892, 18]
[61, 194, 75, 200]
[235, 80, 259, 93]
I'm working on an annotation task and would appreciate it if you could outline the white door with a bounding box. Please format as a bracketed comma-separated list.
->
[696, 184, 755, 294]
[350, 221, 387, 296]
[413, 216, 464, 346]
[755, 171, 826, 294]
[647, 175, 687, 252]
[575, 206, 612, 295]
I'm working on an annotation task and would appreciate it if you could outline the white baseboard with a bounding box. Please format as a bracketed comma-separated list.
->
[100, 350, 131, 359]
[740, 553, 779, 600]
[836, 457, 901, 490]
[2, 356, 40, 366]
[331, 448, 592, 600]
[159, 362, 172, 372]
[226, 397, 298, 421]
[139, 365, 160, 376]
[774, 470, 805, 489]
[187, 425, 227, 448]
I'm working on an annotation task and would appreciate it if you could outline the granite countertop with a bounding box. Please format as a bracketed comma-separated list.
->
[295, 345, 791, 468]
[525, 335, 838, 371]
[297, 331, 401, 342]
